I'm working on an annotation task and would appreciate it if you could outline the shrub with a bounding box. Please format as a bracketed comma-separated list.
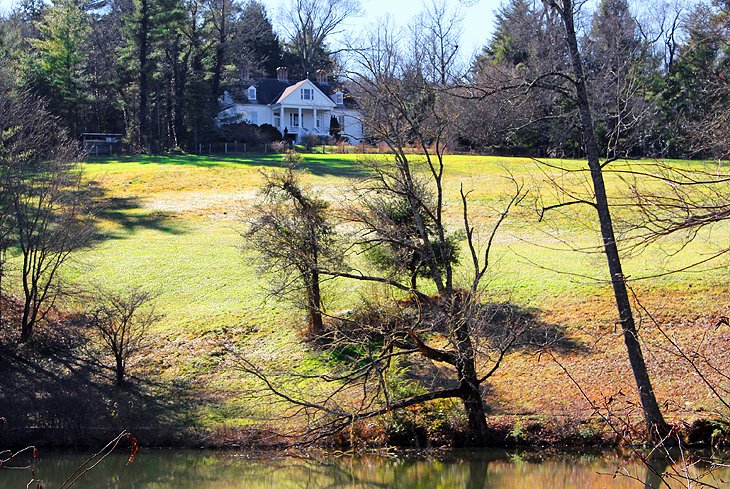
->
[258, 124, 283, 143]
[302, 133, 320, 151]
[269, 140, 289, 153]
[217, 122, 282, 145]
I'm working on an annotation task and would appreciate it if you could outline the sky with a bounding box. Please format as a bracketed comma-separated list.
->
[0, 0, 503, 63]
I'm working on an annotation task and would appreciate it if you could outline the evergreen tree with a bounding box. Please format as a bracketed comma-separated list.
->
[30, 0, 91, 136]
[662, 0, 729, 158]
[119, 0, 188, 150]
[230, 0, 282, 78]
[86, 4, 127, 135]
[206, 0, 239, 100]
[483, 0, 534, 66]
[467, 0, 575, 156]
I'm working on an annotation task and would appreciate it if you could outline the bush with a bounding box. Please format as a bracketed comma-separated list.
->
[258, 124, 283, 144]
[269, 140, 289, 153]
[218, 122, 283, 145]
[302, 133, 320, 151]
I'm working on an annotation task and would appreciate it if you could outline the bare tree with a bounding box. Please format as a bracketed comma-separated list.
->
[541, 0, 672, 440]
[411, 0, 464, 87]
[464, 0, 671, 440]
[0, 84, 94, 343]
[88, 287, 160, 386]
[280, 0, 361, 78]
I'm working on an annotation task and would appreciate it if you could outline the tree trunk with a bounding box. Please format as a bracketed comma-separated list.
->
[211, 0, 226, 101]
[137, 0, 150, 149]
[556, 0, 670, 440]
[20, 273, 36, 343]
[307, 270, 324, 337]
[20, 310, 33, 343]
[452, 296, 490, 445]
[460, 380, 490, 445]
[115, 355, 125, 386]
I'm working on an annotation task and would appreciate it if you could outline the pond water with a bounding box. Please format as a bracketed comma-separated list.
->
[2, 449, 727, 488]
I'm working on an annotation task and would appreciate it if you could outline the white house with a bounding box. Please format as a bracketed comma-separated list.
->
[218, 68, 364, 144]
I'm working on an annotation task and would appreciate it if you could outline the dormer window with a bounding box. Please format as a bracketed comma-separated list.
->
[301, 88, 313, 100]
[247, 86, 257, 102]
[335, 92, 344, 105]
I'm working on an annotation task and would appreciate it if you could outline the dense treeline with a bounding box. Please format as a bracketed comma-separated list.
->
[0, 0, 727, 158]
[461, 0, 729, 160]
[0, 0, 346, 153]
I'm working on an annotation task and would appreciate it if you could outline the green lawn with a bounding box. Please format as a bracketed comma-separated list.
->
[77, 153, 728, 305]
[12, 152, 727, 435]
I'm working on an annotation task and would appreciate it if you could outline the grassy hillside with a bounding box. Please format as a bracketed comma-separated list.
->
[2, 152, 728, 446]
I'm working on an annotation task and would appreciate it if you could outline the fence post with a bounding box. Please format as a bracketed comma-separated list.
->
[244, 143, 247, 153]
[208, 143, 212, 153]
[264, 143, 268, 153]
[198, 143, 202, 154]
[225, 143, 228, 154]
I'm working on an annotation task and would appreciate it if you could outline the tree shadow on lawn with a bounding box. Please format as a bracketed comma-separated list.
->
[0, 329, 208, 447]
[89, 154, 371, 179]
[95, 196, 184, 239]
[399, 301, 587, 395]
[83, 175, 185, 244]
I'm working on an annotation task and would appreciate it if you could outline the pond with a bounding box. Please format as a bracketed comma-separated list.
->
[2, 449, 727, 488]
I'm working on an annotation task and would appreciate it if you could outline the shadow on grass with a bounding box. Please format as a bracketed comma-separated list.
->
[81, 175, 185, 244]
[0, 328, 207, 447]
[475, 301, 586, 354]
[95, 196, 184, 239]
[323, 300, 585, 400]
[88, 153, 373, 179]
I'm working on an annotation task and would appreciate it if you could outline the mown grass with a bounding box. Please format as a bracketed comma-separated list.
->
[7, 152, 728, 439]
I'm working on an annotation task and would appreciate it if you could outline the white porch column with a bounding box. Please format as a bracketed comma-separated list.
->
[313, 108, 318, 131]
[298, 107, 302, 130]
[279, 106, 285, 133]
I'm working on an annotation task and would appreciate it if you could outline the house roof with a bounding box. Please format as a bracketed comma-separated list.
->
[226, 77, 358, 109]
[276, 80, 308, 103]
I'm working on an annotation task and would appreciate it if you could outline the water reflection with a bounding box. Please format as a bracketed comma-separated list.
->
[1, 449, 726, 488]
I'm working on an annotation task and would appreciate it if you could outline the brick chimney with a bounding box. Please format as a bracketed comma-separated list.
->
[316, 69, 328, 84]
[276, 66, 288, 82]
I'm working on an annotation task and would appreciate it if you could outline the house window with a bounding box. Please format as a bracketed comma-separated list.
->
[301, 88, 313, 100]
[338, 115, 345, 131]
[289, 113, 300, 127]
[316, 116, 321, 129]
[335, 92, 343, 105]
[247, 86, 256, 102]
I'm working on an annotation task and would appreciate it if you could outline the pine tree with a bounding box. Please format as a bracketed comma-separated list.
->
[230, 0, 282, 78]
[663, 0, 729, 158]
[30, 0, 91, 136]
